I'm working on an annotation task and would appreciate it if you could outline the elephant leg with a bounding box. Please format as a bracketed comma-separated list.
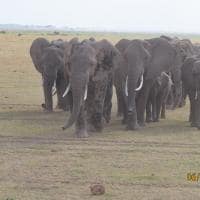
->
[188, 91, 196, 127]
[146, 96, 152, 123]
[87, 76, 107, 132]
[160, 103, 166, 119]
[155, 92, 164, 122]
[103, 77, 113, 123]
[137, 80, 154, 127]
[179, 85, 187, 107]
[152, 91, 158, 122]
[116, 87, 123, 117]
[194, 93, 200, 129]
[166, 89, 174, 110]
[56, 75, 69, 111]
[86, 83, 95, 132]
[121, 91, 128, 124]
[75, 105, 88, 138]
[92, 81, 107, 132]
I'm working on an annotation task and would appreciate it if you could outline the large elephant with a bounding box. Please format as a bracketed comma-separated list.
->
[62, 39, 122, 137]
[182, 56, 200, 128]
[30, 37, 68, 111]
[115, 38, 182, 130]
[114, 39, 131, 117]
[146, 72, 173, 122]
[160, 36, 189, 109]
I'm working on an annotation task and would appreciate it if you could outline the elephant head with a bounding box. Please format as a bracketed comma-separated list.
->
[30, 37, 50, 74]
[40, 46, 64, 111]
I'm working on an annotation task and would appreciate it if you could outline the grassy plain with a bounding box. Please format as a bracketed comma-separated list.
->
[0, 32, 200, 200]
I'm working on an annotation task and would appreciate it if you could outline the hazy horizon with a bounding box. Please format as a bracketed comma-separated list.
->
[1, 0, 200, 34]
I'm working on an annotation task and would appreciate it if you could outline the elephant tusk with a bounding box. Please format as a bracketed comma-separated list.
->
[125, 76, 128, 96]
[135, 75, 144, 91]
[161, 72, 170, 78]
[62, 83, 71, 97]
[52, 90, 57, 96]
[84, 85, 88, 100]
[52, 81, 57, 96]
[162, 72, 174, 85]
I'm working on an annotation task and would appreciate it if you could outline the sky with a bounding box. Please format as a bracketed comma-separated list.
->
[0, 0, 200, 33]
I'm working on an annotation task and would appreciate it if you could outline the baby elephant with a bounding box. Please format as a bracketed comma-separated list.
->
[146, 72, 173, 122]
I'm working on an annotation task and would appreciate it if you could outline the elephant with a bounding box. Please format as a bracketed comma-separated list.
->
[30, 37, 68, 111]
[115, 38, 183, 130]
[146, 72, 173, 122]
[160, 36, 190, 109]
[167, 38, 197, 110]
[114, 39, 131, 117]
[182, 56, 200, 128]
[62, 39, 122, 137]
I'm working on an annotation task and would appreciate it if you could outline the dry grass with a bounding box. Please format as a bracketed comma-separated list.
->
[1, 32, 200, 200]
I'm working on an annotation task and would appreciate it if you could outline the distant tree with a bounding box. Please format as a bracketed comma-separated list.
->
[0, 30, 6, 34]
[54, 31, 60, 35]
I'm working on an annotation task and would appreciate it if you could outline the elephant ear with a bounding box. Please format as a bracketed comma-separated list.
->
[63, 42, 74, 77]
[192, 61, 200, 75]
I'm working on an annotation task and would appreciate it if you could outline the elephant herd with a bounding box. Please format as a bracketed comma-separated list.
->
[30, 35, 200, 137]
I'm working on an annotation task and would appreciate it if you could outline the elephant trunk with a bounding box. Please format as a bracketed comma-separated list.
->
[173, 81, 182, 108]
[126, 74, 139, 130]
[127, 75, 137, 113]
[43, 78, 55, 111]
[62, 74, 88, 130]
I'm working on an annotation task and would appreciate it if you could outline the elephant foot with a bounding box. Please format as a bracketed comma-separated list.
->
[104, 115, 111, 124]
[161, 115, 166, 119]
[152, 119, 159, 122]
[122, 118, 127, 124]
[42, 103, 53, 112]
[94, 123, 103, 132]
[138, 121, 146, 127]
[117, 112, 122, 117]
[191, 122, 197, 127]
[87, 123, 96, 133]
[146, 118, 153, 123]
[75, 129, 89, 138]
[126, 123, 140, 131]
[91, 113, 104, 132]
[56, 104, 70, 111]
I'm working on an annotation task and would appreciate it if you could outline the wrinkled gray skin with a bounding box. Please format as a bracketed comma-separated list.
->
[182, 56, 200, 129]
[146, 72, 173, 122]
[30, 38, 67, 111]
[115, 38, 181, 130]
[62, 39, 122, 137]
[160, 36, 188, 109]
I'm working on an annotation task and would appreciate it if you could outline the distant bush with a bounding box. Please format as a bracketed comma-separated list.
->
[17, 33, 22, 36]
[0, 30, 6, 34]
[54, 31, 60, 35]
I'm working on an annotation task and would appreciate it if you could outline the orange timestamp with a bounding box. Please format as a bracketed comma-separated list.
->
[187, 173, 200, 182]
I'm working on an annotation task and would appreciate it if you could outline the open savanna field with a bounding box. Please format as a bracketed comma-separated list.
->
[1, 32, 200, 200]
